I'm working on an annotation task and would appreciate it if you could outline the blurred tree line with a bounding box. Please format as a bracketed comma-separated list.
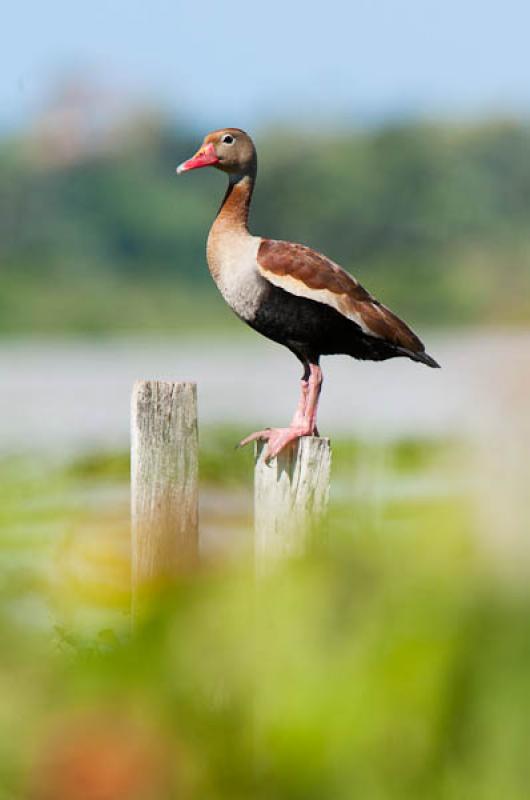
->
[1, 115, 530, 333]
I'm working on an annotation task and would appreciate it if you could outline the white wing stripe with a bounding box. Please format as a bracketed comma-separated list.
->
[257, 267, 383, 339]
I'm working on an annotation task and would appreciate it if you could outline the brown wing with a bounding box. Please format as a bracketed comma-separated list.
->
[257, 239, 424, 352]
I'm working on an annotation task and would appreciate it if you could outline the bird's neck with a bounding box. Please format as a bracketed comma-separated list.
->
[213, 172, 255, 236]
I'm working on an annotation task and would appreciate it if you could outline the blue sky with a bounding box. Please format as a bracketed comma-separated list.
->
[4, 0, 530, 131]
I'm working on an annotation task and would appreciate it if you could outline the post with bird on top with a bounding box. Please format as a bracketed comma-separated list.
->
[253, 436, 331, 571]
[130, 121, 439, 604]
[130, 377, 331, 602]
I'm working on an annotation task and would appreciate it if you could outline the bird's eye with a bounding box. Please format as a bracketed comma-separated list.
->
[221, 134, 235, 145]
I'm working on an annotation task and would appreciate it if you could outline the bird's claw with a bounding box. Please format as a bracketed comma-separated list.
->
[238, 426, 312, 462]
[237, 429, 272, 449]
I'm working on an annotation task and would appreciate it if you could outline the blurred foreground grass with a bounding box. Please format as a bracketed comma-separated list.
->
[0, 430, 528, 798]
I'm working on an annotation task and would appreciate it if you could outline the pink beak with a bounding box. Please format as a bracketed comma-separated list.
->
[176, 142, 220, 174]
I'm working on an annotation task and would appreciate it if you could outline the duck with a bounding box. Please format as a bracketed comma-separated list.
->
[177, 128, 439, 460]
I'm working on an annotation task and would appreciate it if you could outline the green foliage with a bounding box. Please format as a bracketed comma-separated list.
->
[65, 427, 256, 486]
[0, 434, 529, 797]
[2, 435, 529, 796]
[3, 118, 530, 332]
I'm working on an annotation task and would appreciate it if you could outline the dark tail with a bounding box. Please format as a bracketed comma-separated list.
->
[398, 347, 441, 368]
[411, 350, 441, 368]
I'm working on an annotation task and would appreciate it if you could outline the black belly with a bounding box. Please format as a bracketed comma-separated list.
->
[245, 283, 404, 364]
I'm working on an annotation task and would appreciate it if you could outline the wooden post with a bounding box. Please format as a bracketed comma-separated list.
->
[254, 437, 331, 568]
[131, 380, 198, 609]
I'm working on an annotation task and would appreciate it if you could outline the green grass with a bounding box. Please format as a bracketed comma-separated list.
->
[65, 426, 256, 487]
[0, 273, 241, 336]
[0, 433, 528, 798]
[65, 430, 455, 487]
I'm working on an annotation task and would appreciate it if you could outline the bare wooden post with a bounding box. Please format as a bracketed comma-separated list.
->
[254, 437, 331, 568]
[131, 380, 198, 609]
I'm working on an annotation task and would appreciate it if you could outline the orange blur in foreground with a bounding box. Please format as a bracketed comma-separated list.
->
[28, 713, 175, 800]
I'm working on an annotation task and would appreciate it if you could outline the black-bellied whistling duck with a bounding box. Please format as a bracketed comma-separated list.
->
[177, 129, 439, 460]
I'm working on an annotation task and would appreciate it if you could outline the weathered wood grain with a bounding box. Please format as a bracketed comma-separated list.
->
[254, 437, 331, 568]
[131, 380, 198, 606]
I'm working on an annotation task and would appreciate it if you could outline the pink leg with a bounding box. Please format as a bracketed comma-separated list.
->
[239, 364, 323, 461]
[304, 363, 322, 432]
[290, 377, 309, 427]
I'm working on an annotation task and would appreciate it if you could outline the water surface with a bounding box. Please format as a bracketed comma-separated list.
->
[1, 329, 528, 453]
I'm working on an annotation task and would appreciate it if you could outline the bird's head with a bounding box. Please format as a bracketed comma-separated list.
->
[176, 128, 256, 178]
